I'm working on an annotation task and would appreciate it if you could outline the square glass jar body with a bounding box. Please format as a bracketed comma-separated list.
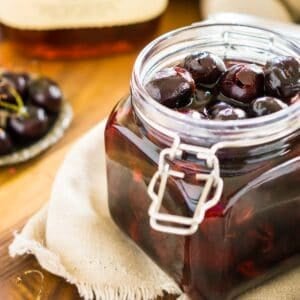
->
[105, 24, 300, 299]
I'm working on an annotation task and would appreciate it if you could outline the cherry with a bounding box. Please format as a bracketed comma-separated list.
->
[145, 67, 195, 108]
[145, 54, 295, 120]
[208, 101, 232, 118]
[0, 129, 13, 155]
[265, 56, 300, 98]
[8, 106, 49, 142]
[251, 97, 288, 117]
[28, 77, 63, 113]
[1, 71, 29, 98]
[213, 107, 247, 120]
[219, 64, 264, 104]
[184, 51, 226, 87]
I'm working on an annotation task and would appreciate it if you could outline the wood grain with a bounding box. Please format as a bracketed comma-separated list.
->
[0, 1, 200, 299]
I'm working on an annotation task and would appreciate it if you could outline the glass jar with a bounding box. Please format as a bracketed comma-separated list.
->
[105, 23, 300, 299]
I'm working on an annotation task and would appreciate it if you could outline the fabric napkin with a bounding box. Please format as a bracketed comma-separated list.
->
[9, 119, 300, 300]
[9, 120, 181, 300]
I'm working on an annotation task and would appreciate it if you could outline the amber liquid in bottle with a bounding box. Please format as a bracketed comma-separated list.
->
[1, 17, 161, 59]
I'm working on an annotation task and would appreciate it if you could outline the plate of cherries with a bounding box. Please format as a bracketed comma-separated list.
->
[0, 70, 72, 166]
[146, 52, 300, 120]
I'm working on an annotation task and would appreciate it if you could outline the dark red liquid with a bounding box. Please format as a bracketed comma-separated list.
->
[105, 97, 300, 299]
[1, 17, 161, 59]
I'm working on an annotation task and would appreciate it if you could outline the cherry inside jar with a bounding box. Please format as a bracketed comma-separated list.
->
[105, 24, 300, 300]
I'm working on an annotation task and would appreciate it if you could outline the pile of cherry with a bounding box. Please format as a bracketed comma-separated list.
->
[0, 71, 63, 155]
[146, 52, 300, 120]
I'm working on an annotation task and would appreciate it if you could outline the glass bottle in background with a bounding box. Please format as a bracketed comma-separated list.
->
[0, 0, 168, 59]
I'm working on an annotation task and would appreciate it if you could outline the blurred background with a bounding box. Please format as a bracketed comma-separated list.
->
[0, 0, 299, 59]
[202, 0, 300, 22]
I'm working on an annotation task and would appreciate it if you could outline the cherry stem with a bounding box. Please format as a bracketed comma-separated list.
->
[0, 76, 29, 117]
[0, 100, 19, 111]
[0, 86, 28, 117]
[8, 87, 27, 116]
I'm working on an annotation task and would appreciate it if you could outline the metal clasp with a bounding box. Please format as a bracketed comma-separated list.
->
[148, 136, 224, 236]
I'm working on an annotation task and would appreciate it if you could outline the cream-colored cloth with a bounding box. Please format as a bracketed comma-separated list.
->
[9, 119, 300, 300]
[201, 0, 293, 22]
[9, 120, 180, 300]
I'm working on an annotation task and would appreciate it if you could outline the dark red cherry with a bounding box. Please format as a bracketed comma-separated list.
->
[208, 101, 232, 118]
[0, 129, 13, 155]
[176, 108, 208, 119]
[184, 51, 226, 87]
[1, 71, 29, 98]
[213, 107, 247, 120]
[28, 77, 63, 113]
[8, 106, 49, 142]
[251, 97, 288, 117]
[219, 64, 264, 103]
[265, 56, 300, 98]
[145, 67, 195, 108]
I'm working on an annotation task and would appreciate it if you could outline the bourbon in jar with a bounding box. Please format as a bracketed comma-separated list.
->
[0, 0, 168, 59]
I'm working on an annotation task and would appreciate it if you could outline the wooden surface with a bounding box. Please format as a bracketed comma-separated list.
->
[0, 1, 200, 299]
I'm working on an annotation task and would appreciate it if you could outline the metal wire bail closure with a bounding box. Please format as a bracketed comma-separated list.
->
[147, 136, 224, 236]
[146, 118, 299, 236]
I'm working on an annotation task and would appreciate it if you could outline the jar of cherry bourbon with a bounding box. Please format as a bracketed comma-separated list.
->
[0, 0, 168, 59]
[105, 23, 300, 299]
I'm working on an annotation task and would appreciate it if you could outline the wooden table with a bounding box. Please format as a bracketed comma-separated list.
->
[0, 1, 200, 299]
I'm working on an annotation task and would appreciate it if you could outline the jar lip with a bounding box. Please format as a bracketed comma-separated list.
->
[132, 22, 300, 132]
